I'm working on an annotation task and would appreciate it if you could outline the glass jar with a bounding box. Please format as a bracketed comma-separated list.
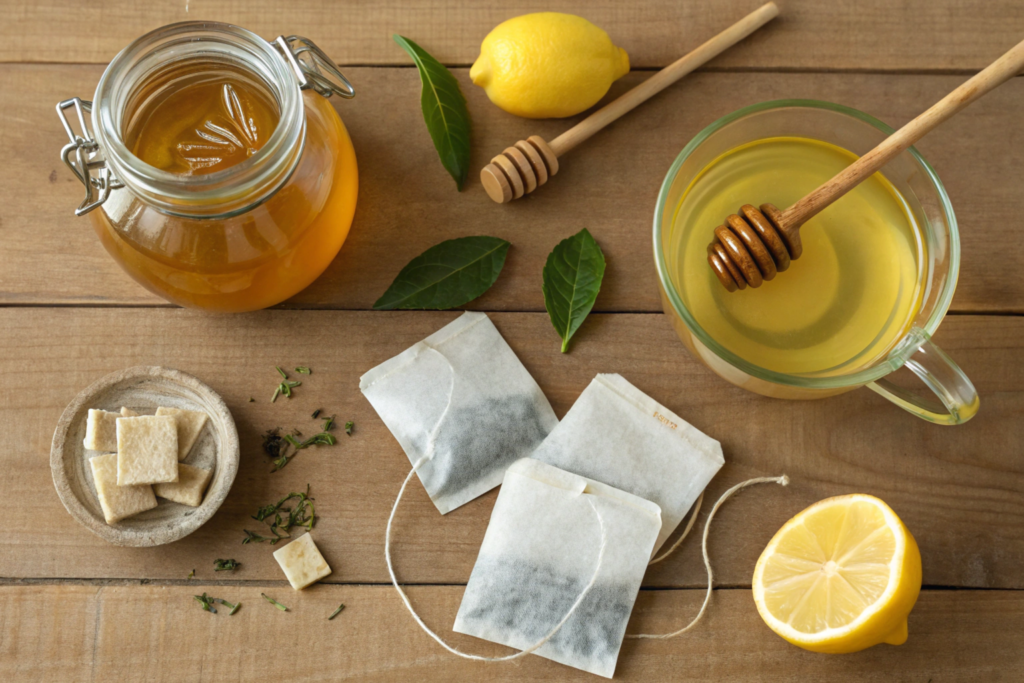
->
[56, 22, 358, 312]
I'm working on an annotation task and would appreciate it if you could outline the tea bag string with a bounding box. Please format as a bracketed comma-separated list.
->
[422, 347, 456, 465]
[385, 455, 609, 663]
[627, 474, 789, 640]
[648, 491, 705, 566]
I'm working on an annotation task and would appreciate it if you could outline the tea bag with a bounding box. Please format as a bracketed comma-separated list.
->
[453, 458, 662, 678]
[360, 312, 558, 514]
[531, 373, 724, 554]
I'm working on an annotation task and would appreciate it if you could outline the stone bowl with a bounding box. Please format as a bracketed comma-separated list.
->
[50, 366, 239, 547]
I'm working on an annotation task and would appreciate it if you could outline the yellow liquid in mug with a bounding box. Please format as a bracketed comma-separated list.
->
[669, 137, 924, 376]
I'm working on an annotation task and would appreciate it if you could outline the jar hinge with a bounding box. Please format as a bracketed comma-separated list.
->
[273, 36, 355, 100]
[56, 98, 123, 216]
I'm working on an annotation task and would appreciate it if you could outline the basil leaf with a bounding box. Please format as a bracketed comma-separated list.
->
[542, 229, 606, 353]
[393, 35, 471, 190]
[374, 236, 511, 310]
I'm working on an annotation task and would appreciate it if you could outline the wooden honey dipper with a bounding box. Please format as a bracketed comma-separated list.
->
[708, 36, 1024, 292]
[480, 2, 779, 204]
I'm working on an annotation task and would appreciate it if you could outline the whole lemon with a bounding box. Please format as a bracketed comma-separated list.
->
[470, 13, 630, 119]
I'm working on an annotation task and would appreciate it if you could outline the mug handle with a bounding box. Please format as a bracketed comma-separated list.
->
[867, 328, 979, 425]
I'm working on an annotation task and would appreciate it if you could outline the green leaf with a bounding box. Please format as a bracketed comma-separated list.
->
[542, 229, 606, 353]
[374, 236, 511, 310]
[393, 35, 471, 190]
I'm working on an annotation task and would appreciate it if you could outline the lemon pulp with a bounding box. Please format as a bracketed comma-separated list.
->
[753, 494, 922, 653]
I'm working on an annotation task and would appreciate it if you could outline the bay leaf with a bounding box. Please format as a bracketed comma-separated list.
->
[393, 35, 472, 190]
[542, 229, 606, 353]
[373, 236, 511, 310]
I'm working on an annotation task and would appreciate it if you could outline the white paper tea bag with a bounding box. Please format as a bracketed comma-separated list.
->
[453, 458, 661, 678]
[360, 312, 558, 514]
[531, 373, 724, 553]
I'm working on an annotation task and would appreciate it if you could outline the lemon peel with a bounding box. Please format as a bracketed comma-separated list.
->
[470, 13, 629, 119]
[752, 494, 922, 654]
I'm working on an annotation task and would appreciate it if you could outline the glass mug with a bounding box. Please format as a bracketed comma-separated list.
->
[56, 22, 359, 312]
[654, 100, 979, 425]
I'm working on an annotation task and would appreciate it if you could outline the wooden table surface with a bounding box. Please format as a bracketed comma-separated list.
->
[3, 1, 1023, 681]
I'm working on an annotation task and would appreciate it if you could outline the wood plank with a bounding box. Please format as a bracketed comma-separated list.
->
[1, 584, 1020, 681]
[10, 67, 1024, 312]
[6, 0, 1024, 71]
[0, 309, 1021, 587]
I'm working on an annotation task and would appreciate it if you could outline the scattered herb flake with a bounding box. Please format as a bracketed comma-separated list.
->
[276, 366, 288, 380]
[328, 604, 346, 620]
[248, 397, 255, 403]
[244, 487, 315, 543]
[273, 380, 301, 401]
[345, 421, 354, 436]
[195, 593, 241, 615]
[262, 593, 288, 611]
[242, 529, 283, 545]
[187, 569, 195, 580]
[312, 409, 321, 419]
[262, 429, 285, 459]
[194, 592, 217, 613]
[211, 597, 240, 615]
[214, 559, 240, 572]
[302, 433, 336, 448]
[265, 422, 337, 472]
[296, 366, 311, 375]
[322, 415, 334, 432]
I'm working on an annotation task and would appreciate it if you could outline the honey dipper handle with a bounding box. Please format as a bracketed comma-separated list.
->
[547, 2, 779, 157]
[781, 36, 1024, 229]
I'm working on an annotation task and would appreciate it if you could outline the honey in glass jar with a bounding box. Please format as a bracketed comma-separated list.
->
[56, 23, 358, 312]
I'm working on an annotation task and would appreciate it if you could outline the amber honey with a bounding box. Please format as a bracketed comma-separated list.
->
[92, 61, 358, 312]
[125, 67, 280, 175]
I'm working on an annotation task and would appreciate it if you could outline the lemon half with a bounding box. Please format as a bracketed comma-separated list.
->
[752, 494, 922, 654]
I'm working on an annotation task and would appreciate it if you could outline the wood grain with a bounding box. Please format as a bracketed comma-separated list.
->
[10, 66, 1024, 312]
[5, 2, 1022, 678]
[5, 0, 1024, 71]
[1, 308, 1021, 588]
[1, 584, 1020, 681]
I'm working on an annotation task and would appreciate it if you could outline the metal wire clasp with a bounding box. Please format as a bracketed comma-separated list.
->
[273, 35, 355, 100]
[56, 98, 123, 216]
